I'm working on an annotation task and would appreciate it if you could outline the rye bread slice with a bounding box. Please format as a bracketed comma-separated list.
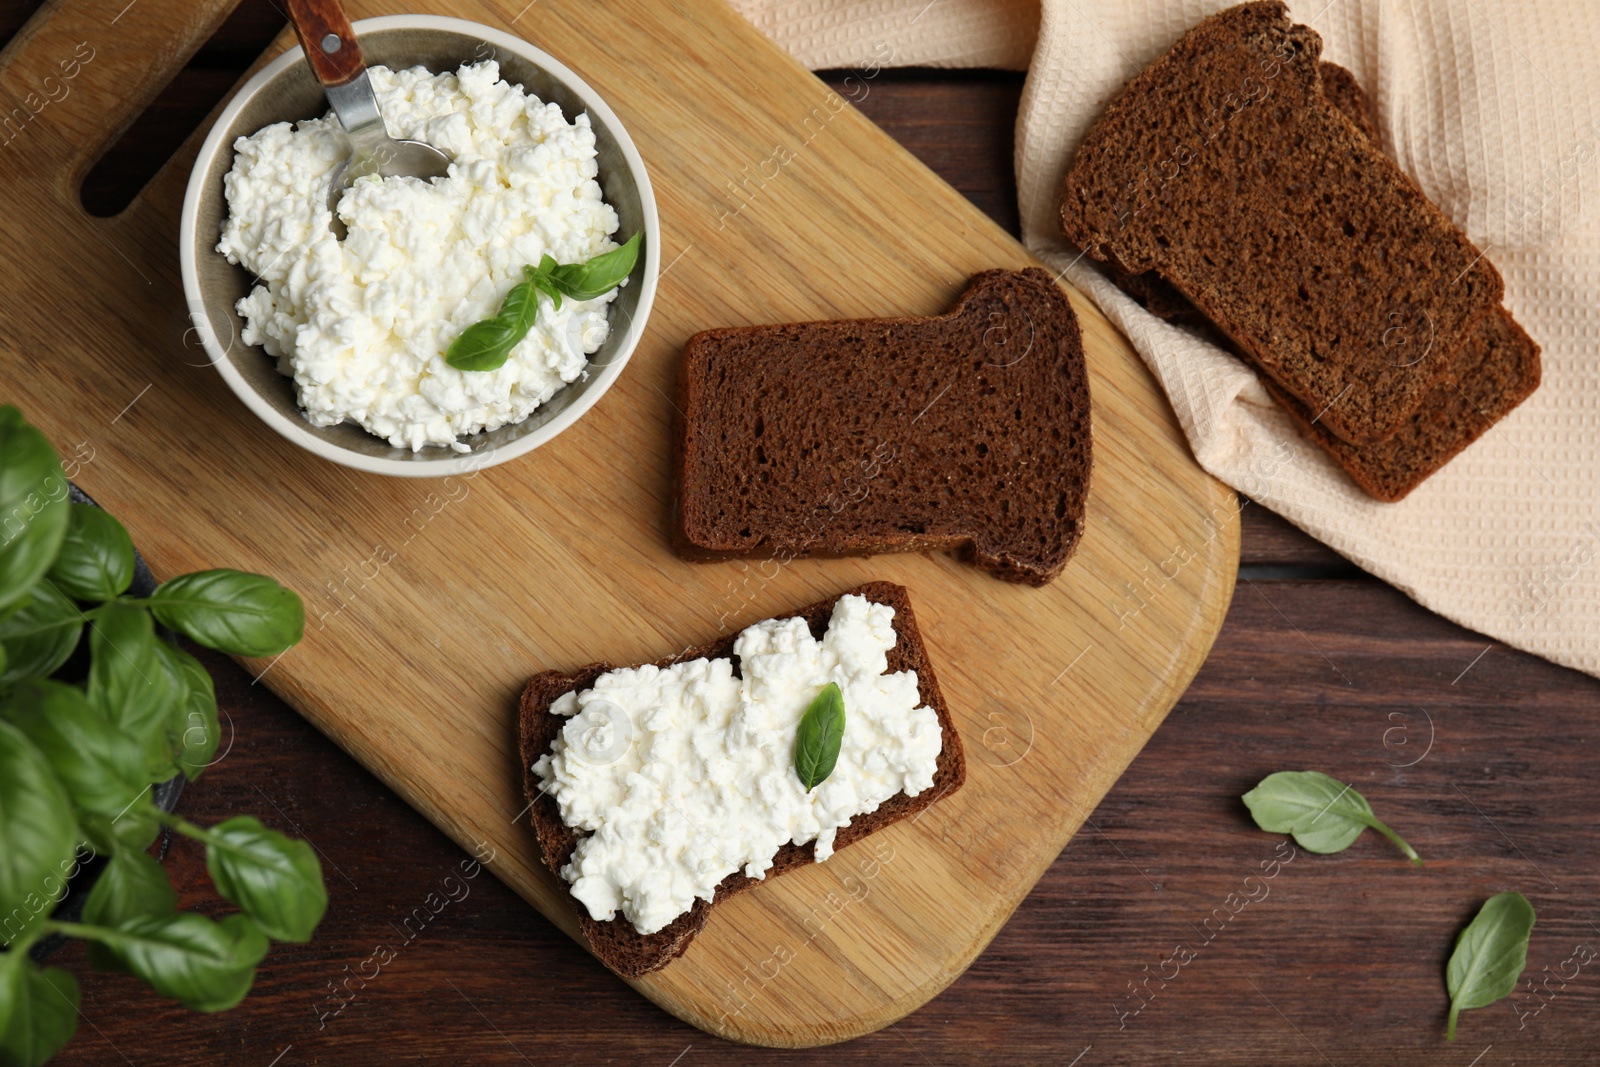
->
[672, 268, 1092, 586]
[516, 581, 967, 979]
[1100, 61, 1376, 328]
[1059, 1, 1503, 446]
[1088, 62, 1543, 502]
[1265, 308, 1541, 501]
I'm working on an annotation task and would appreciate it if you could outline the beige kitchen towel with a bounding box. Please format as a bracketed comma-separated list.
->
[739, 0, 1600, 679]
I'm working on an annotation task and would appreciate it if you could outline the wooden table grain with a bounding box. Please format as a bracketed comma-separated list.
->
[5, 3, 1596, 1063]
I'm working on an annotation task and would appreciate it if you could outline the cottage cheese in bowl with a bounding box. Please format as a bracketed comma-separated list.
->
[216, 60, 624, 453]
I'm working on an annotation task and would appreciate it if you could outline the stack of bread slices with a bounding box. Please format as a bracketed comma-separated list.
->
[1059, 1, 1540, 502]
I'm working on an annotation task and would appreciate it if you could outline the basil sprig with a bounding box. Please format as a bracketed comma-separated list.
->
[1242, 770, 1421, 865]
[1446, 892, 1535, 1040]
[0, 404, 321, 1065]
[445, 233, 642, 372]
[794, 682, 846, 791]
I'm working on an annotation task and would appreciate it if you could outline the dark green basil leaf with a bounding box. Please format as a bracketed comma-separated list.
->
[445, 277, 541, 372]
[0, 959, 79, 1067]
[544, 233, 641, 301]
[99, 913, 268, 1013]
[0, 580, 81, 690]
[0, 407, 69, 615]
[83, 849, 177, 930]
[1446, 891, 1536, 1040]
[204, 815, 327, 943]
[1242, 770, 1420, 864]
[0, 720, 78, 945]
[146, 570, 304, 658]
[86, 602, 175, 776]
[1, 680, 158, 853]
[794, 682, 846, 791]
[159, 643, 219, 779]
[47, 504, 134, 602]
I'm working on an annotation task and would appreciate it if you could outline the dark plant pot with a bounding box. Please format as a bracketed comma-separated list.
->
[26, 485, 187, 962]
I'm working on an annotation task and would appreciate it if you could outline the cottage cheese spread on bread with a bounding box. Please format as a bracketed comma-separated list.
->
[216, 61, 621, 452]
[531, 594, 943, 935]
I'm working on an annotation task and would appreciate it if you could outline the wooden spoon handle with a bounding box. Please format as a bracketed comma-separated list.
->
[284, 0, 366, 88]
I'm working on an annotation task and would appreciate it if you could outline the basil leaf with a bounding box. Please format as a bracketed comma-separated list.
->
[445, 277, 541, 372]
[99, 913, 268, 1013]
[81, 848, 178, 973]
[1446, 891, 1536, 1040]
[83, 849, 177, 930]
[0, 959, 79, 1067]
[544, 233, 641, 301]
[0, 407, 69, 615]
[147, 569, 304, 658]
[87, 602, 175, 777]
[46, 504, 134, 602]
[0, 580, 82, 690]
[204, 815, 327, 943]
[794, 682, 846, 791]
[1, 680, 159, 853]
[0, 720, 78, 946]
[160, 643, 219, 779]
[1242, 770, 1421, 865]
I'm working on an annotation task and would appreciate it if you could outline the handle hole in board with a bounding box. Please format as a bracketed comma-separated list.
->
[73, 0, 284, 217]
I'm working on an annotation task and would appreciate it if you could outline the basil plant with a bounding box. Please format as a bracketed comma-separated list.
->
[0, 405, 322, 1065]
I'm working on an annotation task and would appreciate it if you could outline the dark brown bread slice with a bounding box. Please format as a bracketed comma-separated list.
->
[516, 581, 967, 979]
[1316, 59, 1377, 141]
[1265, 309, 1541, 501]
[1099, 61, 1379, 327]
[672, 268, 1092, 586]
[1088, 62, 1543, 502]
[1059, 2, 1503, 445]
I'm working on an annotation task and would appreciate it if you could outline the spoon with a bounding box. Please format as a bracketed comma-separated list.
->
[284, 0, 452, 227]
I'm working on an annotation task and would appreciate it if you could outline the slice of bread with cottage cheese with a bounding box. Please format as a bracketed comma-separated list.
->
[516, 581, 966, 978]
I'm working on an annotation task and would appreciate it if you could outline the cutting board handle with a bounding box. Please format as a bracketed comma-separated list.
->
[0, 0, 241, 202]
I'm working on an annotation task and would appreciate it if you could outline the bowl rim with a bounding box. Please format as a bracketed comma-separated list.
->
[178, 14, 660, 478]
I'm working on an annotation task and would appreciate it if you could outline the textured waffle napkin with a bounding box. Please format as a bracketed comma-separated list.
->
[736, 0, 1600, 678]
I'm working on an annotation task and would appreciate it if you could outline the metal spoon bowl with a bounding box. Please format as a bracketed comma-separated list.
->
[287, 0, 453, 227]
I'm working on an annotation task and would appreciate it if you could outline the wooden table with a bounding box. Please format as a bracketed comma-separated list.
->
[7, 3, 1597, 1063]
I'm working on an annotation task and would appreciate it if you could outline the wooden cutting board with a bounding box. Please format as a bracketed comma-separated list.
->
[0, 0, 1237, 1048]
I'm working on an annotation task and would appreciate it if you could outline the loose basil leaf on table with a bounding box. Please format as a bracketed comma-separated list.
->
[145, 569, 304, 658]
[87, 601, 177, 777]
[1242, 770, 1421, 864]
[0, 958, 80, 1067]
[97, 912, 269, 1013]
[0, 579, 80, 691]
[203, 815, 327, 943]
[0, 721, 78, 946]
[1, 680, 160, 853]
[0, 406, 69, 616]
[159, 642, 220, 778]
[46, 503, 134, 602]
[1446, 891, 1536, 1041]
[794, 682, 846, 791]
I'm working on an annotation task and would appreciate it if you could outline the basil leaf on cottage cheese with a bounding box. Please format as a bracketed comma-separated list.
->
[216, 61, 626, 453]
[794, 681, 846, 791]
[544, 232, 641, 302]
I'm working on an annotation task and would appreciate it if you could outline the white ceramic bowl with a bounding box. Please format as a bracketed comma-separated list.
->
[179, 15, 659, 477]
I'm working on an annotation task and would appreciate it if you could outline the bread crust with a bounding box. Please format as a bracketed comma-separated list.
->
[516, 581, 967, 978]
